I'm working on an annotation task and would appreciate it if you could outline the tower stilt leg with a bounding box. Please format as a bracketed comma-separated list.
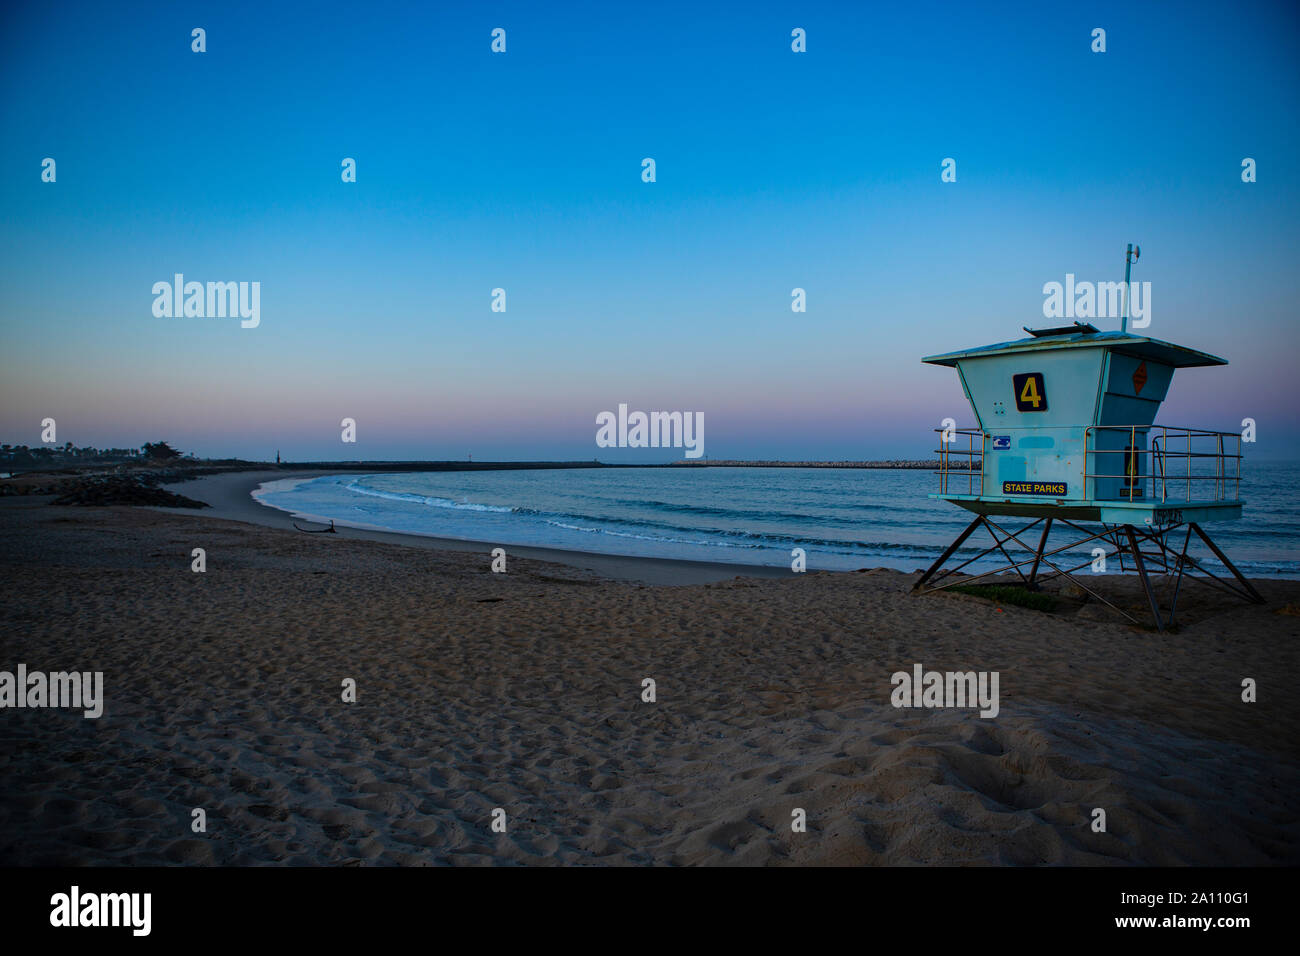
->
[913, 515, 983, 591]
[912, 516, 1260, 632]
[1190, 522, 1265, 604]
[1125, 524, 1165, 631]
[1166, 524, 1193, 623]
[1027, 518, 1054, 589]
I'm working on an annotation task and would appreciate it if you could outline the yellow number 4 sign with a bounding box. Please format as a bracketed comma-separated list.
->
[1012, 372, 1047, 412]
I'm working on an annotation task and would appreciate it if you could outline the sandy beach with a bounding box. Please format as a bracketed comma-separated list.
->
[1, 473, 1298, 866]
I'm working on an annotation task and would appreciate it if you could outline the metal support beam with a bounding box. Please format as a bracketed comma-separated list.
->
[1190, 522, 1265, 604]
[1125, 524, 1165, 631]
[1027, 518, 1054, 589]
[912, 514, 1263, 631]
[912, 515, 983, 591]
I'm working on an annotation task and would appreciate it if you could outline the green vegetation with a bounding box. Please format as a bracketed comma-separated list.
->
[141, 441, 183, 461]
[950, 583, 1059, 613]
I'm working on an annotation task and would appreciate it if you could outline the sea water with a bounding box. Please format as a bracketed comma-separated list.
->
[252, 464, 1300, 578]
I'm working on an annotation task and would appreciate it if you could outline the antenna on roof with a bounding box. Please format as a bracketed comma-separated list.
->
[1120, 243, 1140, 333]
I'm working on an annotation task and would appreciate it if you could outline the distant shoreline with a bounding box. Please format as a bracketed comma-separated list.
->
[272, 459, 957, 471]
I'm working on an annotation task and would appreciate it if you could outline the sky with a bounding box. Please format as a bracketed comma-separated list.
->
[2, 0, 1298, 462]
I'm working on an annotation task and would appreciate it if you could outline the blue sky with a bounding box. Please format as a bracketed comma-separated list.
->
[2, 0, 1297, 460]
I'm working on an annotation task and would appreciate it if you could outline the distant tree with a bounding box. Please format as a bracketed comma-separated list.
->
[141, 441, 182, 461]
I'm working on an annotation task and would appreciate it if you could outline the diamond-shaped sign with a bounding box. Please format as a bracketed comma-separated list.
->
[1133, 361, 1148, 396]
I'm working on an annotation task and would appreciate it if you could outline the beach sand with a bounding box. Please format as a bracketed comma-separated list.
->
[1, 474, 1297, 866]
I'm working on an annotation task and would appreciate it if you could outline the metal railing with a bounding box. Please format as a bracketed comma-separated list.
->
[1083, 425, 1242, 503]
[934, 428, 983, 495]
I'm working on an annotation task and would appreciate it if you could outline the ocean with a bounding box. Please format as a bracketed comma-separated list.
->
[252, 463, 1300, 578]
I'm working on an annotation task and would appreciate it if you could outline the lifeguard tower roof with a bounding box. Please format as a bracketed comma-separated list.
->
[922, 325, 1227, 370]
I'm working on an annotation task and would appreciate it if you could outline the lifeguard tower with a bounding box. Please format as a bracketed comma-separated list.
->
[913, 251, 1261, 630]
